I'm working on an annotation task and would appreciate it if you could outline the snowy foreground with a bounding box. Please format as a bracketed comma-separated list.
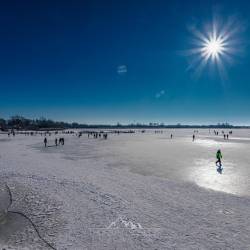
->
[0, 130, 250, 249]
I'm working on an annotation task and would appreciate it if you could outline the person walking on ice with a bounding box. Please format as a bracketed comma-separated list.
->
[216, 149, 222, 168]
[44, 137, 47, 147]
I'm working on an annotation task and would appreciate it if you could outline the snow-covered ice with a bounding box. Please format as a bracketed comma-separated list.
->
[0, 129, 250, 249]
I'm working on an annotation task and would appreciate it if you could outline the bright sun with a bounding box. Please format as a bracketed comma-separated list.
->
[203, 37, 224, 59]
[185, 16, 244, 79]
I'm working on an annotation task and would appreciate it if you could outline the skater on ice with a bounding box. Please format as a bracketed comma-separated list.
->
[216, 149, 223, 168]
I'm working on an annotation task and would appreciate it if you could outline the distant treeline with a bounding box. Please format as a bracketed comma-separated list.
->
[0, 116, 71, 130]
[0, 116, 249, 131]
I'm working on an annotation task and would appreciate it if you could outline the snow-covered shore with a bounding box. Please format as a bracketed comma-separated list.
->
[0, 130, 250, 249]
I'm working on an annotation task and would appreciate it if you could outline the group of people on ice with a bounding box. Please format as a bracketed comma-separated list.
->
[87, 132, 108, 140]
[44, 137, 65, 147]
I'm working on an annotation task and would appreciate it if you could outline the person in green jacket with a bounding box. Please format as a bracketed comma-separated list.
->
[216, 150, 222, 167]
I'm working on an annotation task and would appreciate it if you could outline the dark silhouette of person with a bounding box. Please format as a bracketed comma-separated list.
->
[55, 138, 58, 146]
[44, 137, 47, 147]
[192, 134, 195, 141]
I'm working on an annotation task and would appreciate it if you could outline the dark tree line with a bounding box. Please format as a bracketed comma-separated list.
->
[0, 116, 72, 131]
[0, 115, 248, 131]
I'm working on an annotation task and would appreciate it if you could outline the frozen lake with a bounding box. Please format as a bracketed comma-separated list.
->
[32, 128, 250, 197]
[1, 129, 250, 249]
[106, 129, 250, 197]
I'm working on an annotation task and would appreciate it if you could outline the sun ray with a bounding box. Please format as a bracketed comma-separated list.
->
[184, 16, 245, 79]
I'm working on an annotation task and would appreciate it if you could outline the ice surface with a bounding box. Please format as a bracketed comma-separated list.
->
[0, 183, 9, 224]
[0, 129, 250, 249]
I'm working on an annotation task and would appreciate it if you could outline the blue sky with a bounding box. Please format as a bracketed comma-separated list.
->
[1, 0, 250, 124]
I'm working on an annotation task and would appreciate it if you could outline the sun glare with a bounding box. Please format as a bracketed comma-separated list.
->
[184, 16, 244, 79]
[203, 37, 224, 59]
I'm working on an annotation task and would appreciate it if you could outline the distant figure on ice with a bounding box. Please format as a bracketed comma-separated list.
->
[192, 134, 195, 141]
[59, 138, 64, 145]
[61, 137, 65, 145]
[170, 134, 173, 139]
[44, 137, 47, 147]
[215, 150, 222, 168]
[55, 138, 58, 146]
